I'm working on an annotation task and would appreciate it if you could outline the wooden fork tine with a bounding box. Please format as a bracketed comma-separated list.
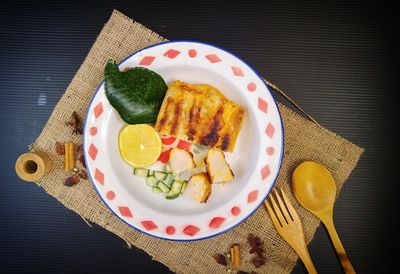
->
[264, 200, 282, 229]
[269, 192, 287, 225]
[266, 188, 318, 274]
[274, 189, 292, 222]
[280, 188, 300, 222]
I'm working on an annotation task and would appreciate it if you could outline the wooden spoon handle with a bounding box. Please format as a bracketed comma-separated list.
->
[323, 218, 356, 274]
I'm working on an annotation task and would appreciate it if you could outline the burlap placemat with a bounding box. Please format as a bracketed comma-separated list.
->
[29, 10, 363, 274]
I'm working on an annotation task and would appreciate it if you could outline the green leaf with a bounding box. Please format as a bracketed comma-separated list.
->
[104, 60, 167, 124]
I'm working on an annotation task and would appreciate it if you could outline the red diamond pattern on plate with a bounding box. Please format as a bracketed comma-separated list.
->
[231, 206, 241, 216]
[258, 98, 268, 113]
[209, 217, 226, 228]
[166, 226, 176, 235]
[94, 168, 104, 185]
[119, 206, 133, 218]
[247, 190, 259, 203]
[188, 49, 197, 58]
[88, 144, 98, 161]
[94, 102, 103, 119]
[164, 49, 180, 59]
[205, 54, 221, 63]
[261, 165, 271, 180]
[141, 221, 158, 231]
[183, 225, 200, 236]
[231, 66, 244, 76]
[247, 82, 257, 92]
[266, 146, 275, 156]
[106, 191, 115, 200]
[265, 123, 275, 138]
[177, 140, 191, 151]
[90, 127, 97, 136]
[158, 148, 173, 164]
[139, 56, 155, 66]
[161, 136, 176, 145]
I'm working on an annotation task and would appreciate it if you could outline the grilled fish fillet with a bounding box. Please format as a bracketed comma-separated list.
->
[155, 81, 245, 152]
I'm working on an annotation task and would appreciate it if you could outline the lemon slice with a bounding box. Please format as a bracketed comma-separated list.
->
[118, 124, 162, 167]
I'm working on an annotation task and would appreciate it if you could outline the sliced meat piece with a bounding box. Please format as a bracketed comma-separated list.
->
[187, 173, 212, 203]
[169, 148, 195, 175]
[205, 148, 234, 184]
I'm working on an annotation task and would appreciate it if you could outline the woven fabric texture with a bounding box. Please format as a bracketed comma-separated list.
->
[30, 10, 363, 274]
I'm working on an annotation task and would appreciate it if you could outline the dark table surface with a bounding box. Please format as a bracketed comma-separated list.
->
[0, 1, 397, 273]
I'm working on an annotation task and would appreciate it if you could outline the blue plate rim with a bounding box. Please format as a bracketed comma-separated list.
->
[83, 40, 285, 242]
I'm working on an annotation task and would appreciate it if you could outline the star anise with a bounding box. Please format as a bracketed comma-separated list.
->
[77, 170, 87, 179]
[248, 234, 263, 251]
[64, 175, 80, 187]
[251, 256, 266, 268]
[66, 111, 83, 134]
[75, 144, 83, 154]
[55, 142, 65, 155]
[212, 254, 227, 266]
[248, 233, 267, 268]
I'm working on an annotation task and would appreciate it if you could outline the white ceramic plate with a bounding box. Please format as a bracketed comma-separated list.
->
[84, 41, 284, 241]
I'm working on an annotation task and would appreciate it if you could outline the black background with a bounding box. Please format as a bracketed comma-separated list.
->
[0, 0, 397, 273]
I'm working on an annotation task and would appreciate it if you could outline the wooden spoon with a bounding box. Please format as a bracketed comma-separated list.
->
[292, 161, 356, 274]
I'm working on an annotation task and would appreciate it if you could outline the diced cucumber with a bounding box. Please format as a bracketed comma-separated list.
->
[165, 164, 172, 173]
[154, 171, 167, 180]
[133, 168, 149, 177]
[180, 180, 188, 194]
[157, 181, 170, 193]
[149, 170, 154, 176]
[165, 191, 180, 200]
[174, 176, 184, 183]
[164, 174, 175, 186]
[146, 176, 158, 186]
[170, 180, 183, 193]
[152, 186, 163, 194]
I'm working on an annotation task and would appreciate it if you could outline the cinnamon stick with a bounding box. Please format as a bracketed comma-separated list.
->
[230, 244, 240, 269]
[69, 143, 75, 170]
[65, 143, 70, 172]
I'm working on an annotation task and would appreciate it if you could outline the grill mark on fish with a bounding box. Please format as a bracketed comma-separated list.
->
[170, 100, 181, 135]
[233, 109, 245, 134]
[221, 134, 230, 151]
[223, 107, 244, 151]
[157, 97, 172, 131]
[235, 108, 245, 124]
[188, 98, 200, 140]
[200, 106, 224, 147]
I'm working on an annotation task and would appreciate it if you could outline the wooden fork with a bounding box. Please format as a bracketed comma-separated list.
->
[265, 188, 318, 274]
